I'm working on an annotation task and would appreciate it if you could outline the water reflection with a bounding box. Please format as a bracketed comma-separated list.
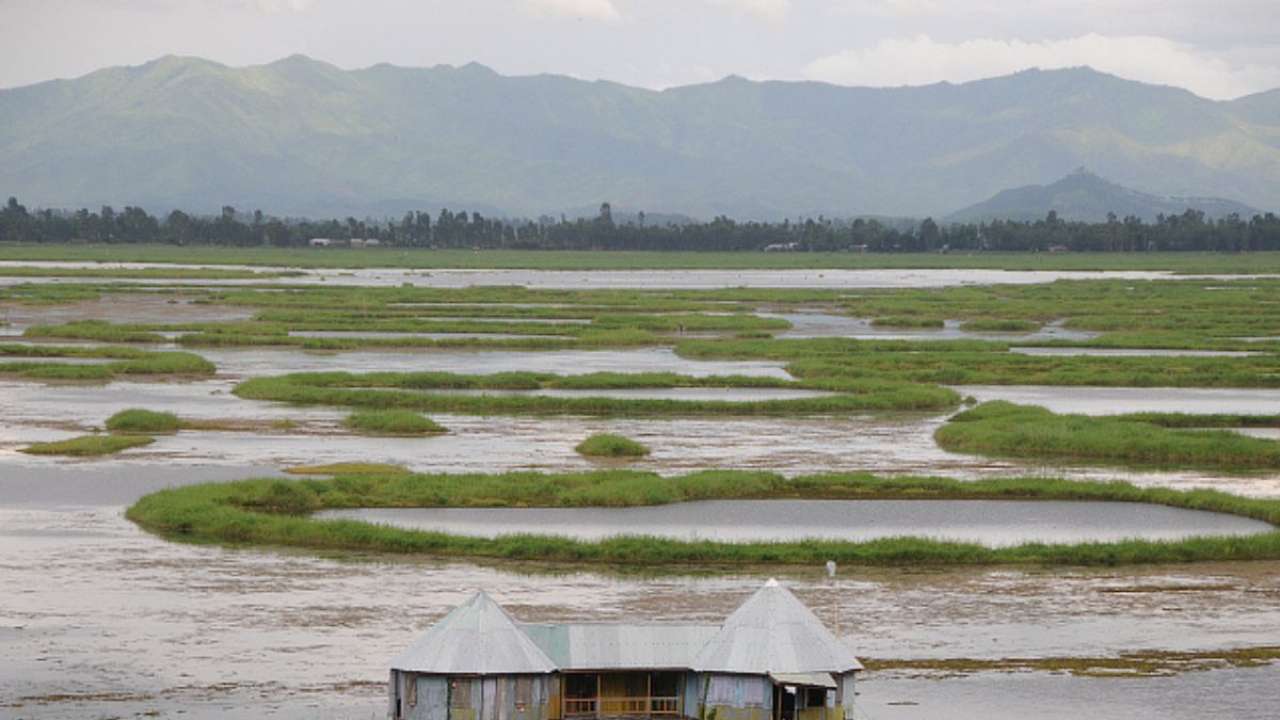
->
[319, 499, 1272, 546]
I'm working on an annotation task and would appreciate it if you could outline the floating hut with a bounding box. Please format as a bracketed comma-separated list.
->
[390, 579, 863, 720]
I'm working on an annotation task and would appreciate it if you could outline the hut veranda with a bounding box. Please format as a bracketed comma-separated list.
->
[389, 580, 865, 720]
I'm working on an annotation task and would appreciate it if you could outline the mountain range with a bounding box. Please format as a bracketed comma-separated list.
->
[0, 55, 1277, 220]
[948, 169, 1260, 223]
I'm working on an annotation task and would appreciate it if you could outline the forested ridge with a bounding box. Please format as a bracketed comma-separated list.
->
[3, 197, 1280, 252]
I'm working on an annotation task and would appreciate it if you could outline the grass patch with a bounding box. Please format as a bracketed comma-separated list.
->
[677, 337, 1280, 388]
[960, 318, 1040, 332]
[870, 316, 946, 329]
[126, 471, 1280, 568]
[575, 433, 650, 458]
[233, 371, 960, 415]
[105, 409, 181, 434]
[25, 320, 166, 343]
[936, 402, 1280, 471]
[0, 343, 215, 381]
[23, 434, 155, 457]
[343, 410, 447, 436]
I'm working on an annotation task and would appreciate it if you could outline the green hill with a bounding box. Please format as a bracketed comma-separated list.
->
[0, 56, 1276, 219]
[947, 169, 1260, 223]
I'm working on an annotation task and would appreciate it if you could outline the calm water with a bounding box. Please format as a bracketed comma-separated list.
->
[954, 385, 1280, 415]
[288, 330, 576, 340]
[318, 499, 1272, 546]
[859, 667, 1280, 720]
[0, 261, 1228, 288]
[388, 386, 836, 401]
[6, 382, 1280, 498]
[194, 346, 794, 378]
[3, 504, 1280, 719]
[768, 314, 1096, 342]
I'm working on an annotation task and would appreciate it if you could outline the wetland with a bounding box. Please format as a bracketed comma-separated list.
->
[2, 258, 1279, 718]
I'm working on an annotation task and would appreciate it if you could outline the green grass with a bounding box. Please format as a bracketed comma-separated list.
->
[935, 402, 1280, 470]
[871, 316, 946, 328]
[575, 433, 651, 458]
[0, 343, 215, 381]
[677, 337, 1280, 388]
[960, 319, 1041, 332]
[25, 320, 166, 343]
[1116, 413, 1280, 428]
[105, 409, 181, 434]
[125, 470, 1280, 568]
[232, 371, 960, 415]
[8, 244, 1280, 272]
[23, 434, 155, 457]
[0, 264, 286, 280]
[343, 410, 447, 436]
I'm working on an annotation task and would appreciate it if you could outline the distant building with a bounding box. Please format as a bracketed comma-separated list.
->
[763, 242, 800, 253]
[351, 238, 382, 248]
[309, 238, 336, 247]
[389, 579, 864, 720]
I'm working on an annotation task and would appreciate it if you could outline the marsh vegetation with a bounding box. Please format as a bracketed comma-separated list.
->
[575, 433, 650, 458]
[23, 434, 155, 456]
[126, 471, 1280, 567]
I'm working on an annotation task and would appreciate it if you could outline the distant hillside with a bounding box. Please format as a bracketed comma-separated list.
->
[1, 56, 1278, 219]
[947, 170, 1260, 223]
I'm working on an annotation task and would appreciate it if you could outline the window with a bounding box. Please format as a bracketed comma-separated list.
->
[406, 674, 418, 708]
[451, 678, 473, 709]
[804, 689, 826, 709]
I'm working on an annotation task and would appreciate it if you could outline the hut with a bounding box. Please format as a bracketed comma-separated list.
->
[389, 580, 864, 720]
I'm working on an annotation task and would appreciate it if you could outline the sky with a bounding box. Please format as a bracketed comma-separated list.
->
[2, 0, 1279, 100]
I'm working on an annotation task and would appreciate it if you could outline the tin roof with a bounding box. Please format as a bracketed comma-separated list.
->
[391, 591, 558, 674]
[769, 672, 837, 689]
[520, 623, 720, 670]
[392, 580, 861, 676]
[692, 579, 863, 674]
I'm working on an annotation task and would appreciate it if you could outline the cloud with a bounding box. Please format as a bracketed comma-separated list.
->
[803, 34, 1280, 100]
[524, 0, 621, 22]
[705, 0, 791, 22]
[834, 0, 940, 16]
[229, 0, 315, 11]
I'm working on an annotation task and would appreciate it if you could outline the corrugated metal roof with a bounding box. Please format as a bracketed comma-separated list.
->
[769, 673, 836, 689]
[693, 579, 863, 675]
[392, 580, 862, 677]
[521, 623, 719, 670]
[391, 591, 558, 674]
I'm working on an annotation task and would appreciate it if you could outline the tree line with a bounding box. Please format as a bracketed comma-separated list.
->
[3, 198, 1280, 252]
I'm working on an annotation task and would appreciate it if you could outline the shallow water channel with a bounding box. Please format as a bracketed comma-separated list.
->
[319, 499, 1271, 546]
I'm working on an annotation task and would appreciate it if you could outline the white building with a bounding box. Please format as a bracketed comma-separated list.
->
[389, 580, 864, 720]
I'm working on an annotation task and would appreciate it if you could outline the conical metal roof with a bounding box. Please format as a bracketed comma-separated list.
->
[693, 579, 863, 674]
[391, 591, 558, 674]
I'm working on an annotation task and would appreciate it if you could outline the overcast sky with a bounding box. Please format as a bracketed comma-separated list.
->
[3, 0, 1279, 100]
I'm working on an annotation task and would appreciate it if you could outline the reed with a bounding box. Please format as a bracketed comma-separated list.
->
[575, 433, 650, 458]
[24, 434, 155, 456]
[343, 410, 447, 436]
[105, 409, 181, 434]
[936, 402, 1280, 470]
[125, 470, 1280, 568]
